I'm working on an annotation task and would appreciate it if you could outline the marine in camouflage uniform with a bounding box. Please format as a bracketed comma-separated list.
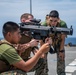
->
[0, 39, 47, 75]
[42, 10, 67, 75]
[56, 21, 67, 75]
[0, 21, 51, 75]
[0, 40, 27, 75]
[18, 13, 49, 75]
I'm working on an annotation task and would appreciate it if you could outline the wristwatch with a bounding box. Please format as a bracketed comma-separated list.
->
[59, 49, 65, 53]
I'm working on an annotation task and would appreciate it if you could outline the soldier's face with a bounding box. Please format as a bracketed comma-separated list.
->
[21, 15, 34, 37]
[10, 29, 22, 44]
[49, 17, 59, 26]
[21, 16, 33, 23]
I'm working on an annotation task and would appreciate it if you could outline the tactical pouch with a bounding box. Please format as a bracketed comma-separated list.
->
[0, 42, 15, 73]
[0, 60, 10, 73]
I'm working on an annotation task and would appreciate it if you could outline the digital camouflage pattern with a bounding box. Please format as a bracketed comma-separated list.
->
[50, 30, 65, 75]
[0, 70, 27, 75]
[29, 58, 48, 75]
[57, 51, 65, 75]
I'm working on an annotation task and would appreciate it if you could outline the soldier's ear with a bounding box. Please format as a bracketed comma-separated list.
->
[21, 18, 26, 22]
[58, 18, 60, 23]
[7, 32, 12, 37]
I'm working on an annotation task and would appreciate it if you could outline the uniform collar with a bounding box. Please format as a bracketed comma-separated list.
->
[1, 39, 12, 45]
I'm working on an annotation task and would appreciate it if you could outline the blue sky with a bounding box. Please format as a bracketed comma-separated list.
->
[0, 0, 76, 38]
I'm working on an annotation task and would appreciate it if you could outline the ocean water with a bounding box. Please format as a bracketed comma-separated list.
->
[65, 37, 76, 45]
[0, 37, 76, 45]
[0, 37, 3, 40]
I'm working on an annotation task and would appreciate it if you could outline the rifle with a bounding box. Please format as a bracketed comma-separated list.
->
[19, 22, 73, 54]
[19, 23, 73, 40]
